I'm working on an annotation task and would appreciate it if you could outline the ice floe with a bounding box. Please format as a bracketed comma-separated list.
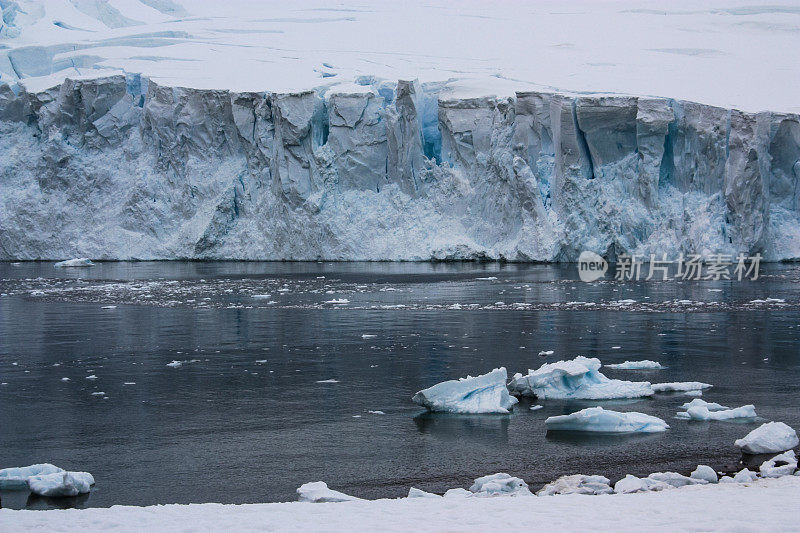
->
[652, 382, 712, 392]
[28, 471, 95, 497]
[0, 463, 64, 490]
[604, 360, 664, 370]
[53, 258, 95, 268]
[735, 422, 799, 454]
[545, 407, 669, 433]
[509, 357, 653, 400]
[412, 368, 518, 414]
[680, 399, 728, 411]
[676, 404, 757, 421]
[468, 473, 531, 497]
[297, 482, 361, 503]
[537, 474, 613, 496]
[690, 465, 718, 484]
[759, 450, 797, 478]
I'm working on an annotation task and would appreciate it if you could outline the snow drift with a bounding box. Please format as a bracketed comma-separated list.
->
[0, 73, 799, 261]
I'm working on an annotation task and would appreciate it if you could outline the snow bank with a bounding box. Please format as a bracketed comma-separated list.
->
[296, 482, 361, 503]
[604, 361, 663, 370]
[759, 451, 797, 479]
[545, 407, 669, 433]
[468, 473, 531, 497]
[509, 357, 653, 400]
[652, 382, 712, 393]
[735, 422, 799, 454]
[0, 463, 64, 490]
[28, 471, 94, 497]
[53, 258, 94, 268]
[676, 404, 757, 421]
[412, 368, 518, 414]
[537, 474, 613, 496]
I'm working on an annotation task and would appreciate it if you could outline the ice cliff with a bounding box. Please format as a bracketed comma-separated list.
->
[1, 74, 799, 261]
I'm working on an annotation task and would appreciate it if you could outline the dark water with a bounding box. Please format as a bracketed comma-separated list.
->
[1, 261, 799, 509]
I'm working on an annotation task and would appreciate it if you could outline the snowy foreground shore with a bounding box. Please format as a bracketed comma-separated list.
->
[3, 477, 799, 532]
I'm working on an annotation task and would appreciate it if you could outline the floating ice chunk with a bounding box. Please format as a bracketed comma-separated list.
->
[91, 391, 106, 396]
[680, 399, 729, 411]
[537, 474, 613, 496]
[652, 382, 712, 392]
[0, 464, 64, 490]
[469, 473, 531, 497]
[85, 374, 98, 380]
[732, 469, 758, 483]
[60, 377, 70, 382]
[684, 390, 703, 397]
[691, 465, 718, 483]
[412, 368, 517, 414]
[509, 357, 653, 400]
[100, 305, 116, 309]
[443, 488, 472, 498]
[613, 474, 673, 494]
[676, 404, 757, 421]
[296, 481, 360, 503]
[166, 361, 183, 368]
[251, 294, 272, 299]
[361, 334, 377, 339]
[475, 277, 497, 281]
[545, 407, 669, 433]
[54, 258, 94, 268]
[538, 350, 554, 356]
[28, 471, 94, 497]
[407, 487, 440, 498]
[367, 410, 385, 415]
[604, 360, 664, 370]
[735, 422, 799, 454]
[529, 405, 543, 411]
[324, 298, 349, 304]
[316, 379, 340, 384]
[759, 450, 797, 478]
[647, 472, 707, 488]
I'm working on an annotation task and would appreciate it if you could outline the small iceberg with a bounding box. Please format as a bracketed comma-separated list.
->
[676, 404, 757, 421]
[28, 471, 95, 497]
[412, 368, 518, 414]
[509, 357, 653, 400]
[759, 450, 797, 478]
[604, 360, 664, 370]
[732, 469, 758, 483]
[652, 382, 712, 392]
[680, 399, 728, 411]
[0, 463, 64, 490]
[53, 258, 94, 268]
[537, 474, 613, 496]
[690, 465, 718, 483]
[468, 473, 531, 497]
[735, 422, 799, 454]
[545, 407, 669, 433]
[296, 481, 361, 503]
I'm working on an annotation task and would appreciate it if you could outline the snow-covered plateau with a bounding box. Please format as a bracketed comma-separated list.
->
[0, 0, 799, 261]
[2, 477, 799, 532]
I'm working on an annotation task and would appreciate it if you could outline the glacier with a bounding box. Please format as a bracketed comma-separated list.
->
[0, 73, 799, 261]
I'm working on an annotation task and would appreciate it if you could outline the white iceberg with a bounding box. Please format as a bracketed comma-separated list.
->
[0, 463, 64, 490]
[732, 469, 758, 483]
[604, 360, 664, 370]
[680, 399, 729, 411]
[735, 422, 799, 454]
[468, 473, 531, 497]
[28, 471, 95, 497]
[545, 407, 669, 433]
[509, 357, 653, 400]
[53, 258, 95, 268]
[613, 475, 673, 494]
[652, 382, 712, 392]
[690, 465, 718, 483]
[412, 368, 518, 414]
[407, 487, 441, 498]
[676, 404, 757, 421]
[537, 474, 613, 496]
[759, 450, 797, 478]
[296, 481, 361, 503]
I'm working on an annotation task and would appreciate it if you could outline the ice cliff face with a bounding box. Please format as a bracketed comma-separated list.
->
[0, 74, 798, 261]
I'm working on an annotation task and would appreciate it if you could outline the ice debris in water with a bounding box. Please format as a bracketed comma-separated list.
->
[690, 465, 718, 483]
[296, 481, 361, 503]
[604, 360, 664, 370]
[680, 399, 729, 411]
[651, 382, 712, 392]
[735, 422, 799, 454]
[545, 407, 669, 433]
[53, 258, 94, 268]
[0, 464, 64, 490]
[412, 368, 518, 414]
[468, 473, 531, 497]
[509, 357, 653, 400]
[676, 404, 757, 421]
[537, 474, 613, 496]
[28, 471, 95, 497]
[759, 450, 797, 478]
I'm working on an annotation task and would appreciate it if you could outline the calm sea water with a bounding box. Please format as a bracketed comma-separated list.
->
[1, 261, 799, 509]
